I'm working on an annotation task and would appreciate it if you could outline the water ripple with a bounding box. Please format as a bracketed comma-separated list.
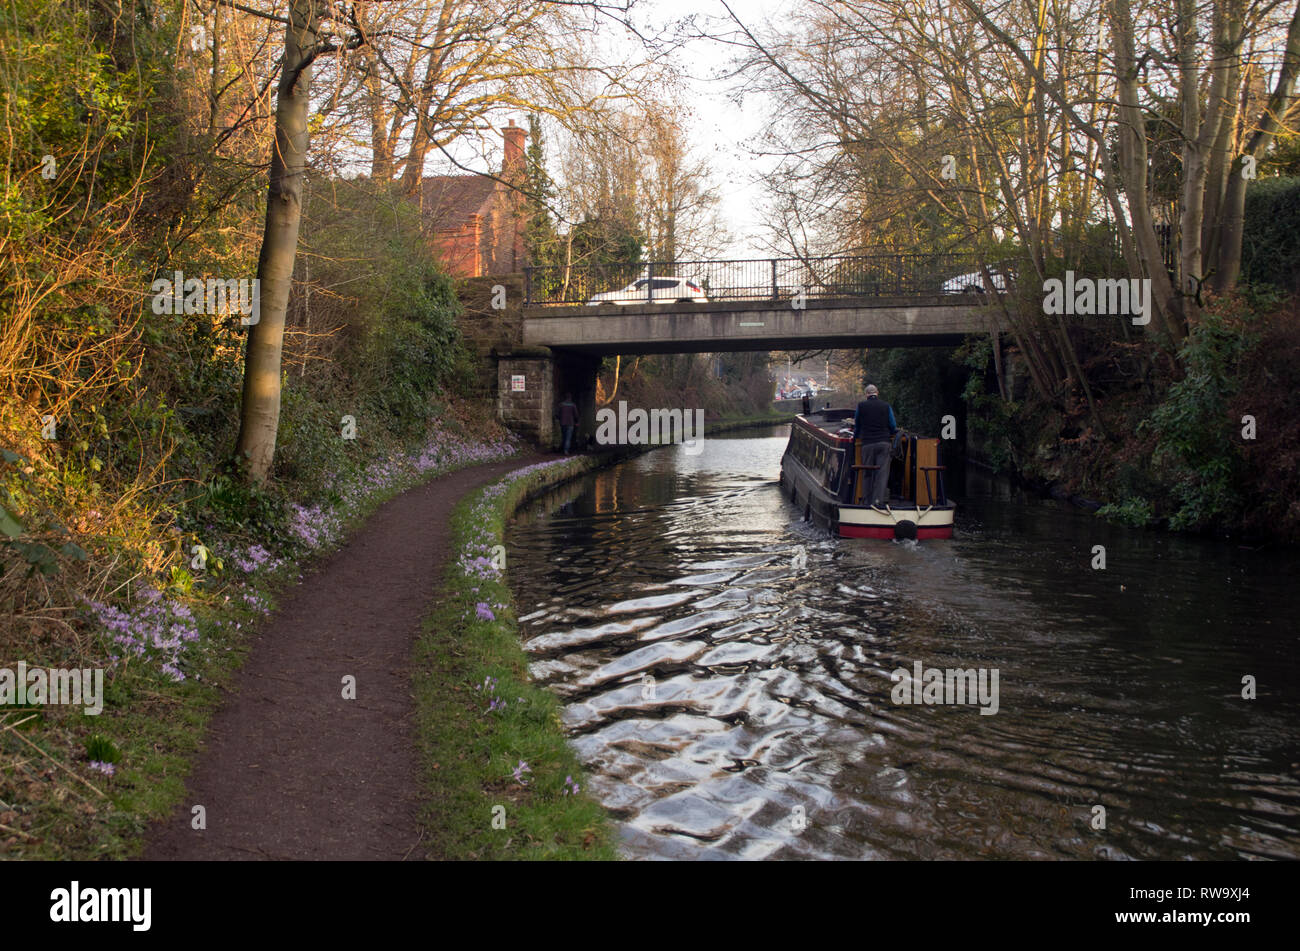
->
[507, 432, 1300, 860]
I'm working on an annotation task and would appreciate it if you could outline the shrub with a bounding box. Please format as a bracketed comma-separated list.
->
[1145, 305, 1254, 531]
[1242, 176, 1300, 292]
[1232, 300, 1300, 542]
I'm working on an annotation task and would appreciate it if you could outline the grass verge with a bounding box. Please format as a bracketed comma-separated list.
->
[706, 411, 792, 434]
[414, 452, 632, 860]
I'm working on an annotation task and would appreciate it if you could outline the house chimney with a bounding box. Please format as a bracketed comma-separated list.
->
[502, 119, 526, 177]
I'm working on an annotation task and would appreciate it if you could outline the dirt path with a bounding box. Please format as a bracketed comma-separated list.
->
[143, 453, 546, 861]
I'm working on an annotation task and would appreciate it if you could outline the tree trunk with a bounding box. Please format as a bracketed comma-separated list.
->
[1110, 0, 1184, 344]
[234, 0, 320, 484]
[1202, 43, 1242, 264]
[366, 52, 396, 180]
[991, 330, 1009, 402]
[399, 119, 432, 196]
[1177, 0, 1237, 321]
[208, 0, 221, 135]
[1211, 0, 1300, 293]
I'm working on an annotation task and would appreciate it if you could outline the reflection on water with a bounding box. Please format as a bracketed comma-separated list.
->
[507, 427, 1300, 859]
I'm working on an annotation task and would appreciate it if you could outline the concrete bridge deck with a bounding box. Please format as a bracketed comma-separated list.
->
[521, 295, 1007, 354]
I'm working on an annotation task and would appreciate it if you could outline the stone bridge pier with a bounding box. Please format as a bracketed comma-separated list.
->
[456, 275, 600, 451]
[496, 347, 600, 451]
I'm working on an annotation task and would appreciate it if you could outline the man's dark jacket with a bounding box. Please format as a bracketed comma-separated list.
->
[853, 396, 897, 444]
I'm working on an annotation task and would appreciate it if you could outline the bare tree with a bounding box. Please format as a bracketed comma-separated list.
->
[235, 0, 337, 483]
[555, 101, 729, 262]
[230, 0, 655, 483]
[312, 0, 651, 192]
[720, 0, 1300, 363]
[1209, 0, 1300, 291]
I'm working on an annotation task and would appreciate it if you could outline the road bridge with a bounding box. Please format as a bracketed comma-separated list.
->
[488, 253, 1012, 446]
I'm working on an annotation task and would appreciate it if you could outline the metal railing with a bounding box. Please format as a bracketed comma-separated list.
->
[523, 252, 1004, 306]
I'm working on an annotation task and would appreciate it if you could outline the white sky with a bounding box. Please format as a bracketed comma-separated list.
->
[633, 0, 796, 259]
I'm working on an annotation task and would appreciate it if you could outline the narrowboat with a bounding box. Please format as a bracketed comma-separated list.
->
[779, 408, 955, 539]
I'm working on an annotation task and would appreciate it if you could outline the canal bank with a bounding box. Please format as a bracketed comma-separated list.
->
[412, 413, 790, 859]
[414, 451, 628, 860]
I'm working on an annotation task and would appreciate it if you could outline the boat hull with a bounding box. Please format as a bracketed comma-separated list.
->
[835, 508, 954, 539]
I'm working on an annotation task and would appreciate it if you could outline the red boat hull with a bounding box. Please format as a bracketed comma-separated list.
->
[838, 524, 953, 540]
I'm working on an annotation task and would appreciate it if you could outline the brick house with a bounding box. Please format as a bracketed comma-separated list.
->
[421, 120, 528, 278]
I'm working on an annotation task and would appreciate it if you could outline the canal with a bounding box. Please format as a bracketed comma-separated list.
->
[506, 426, 1300, 859]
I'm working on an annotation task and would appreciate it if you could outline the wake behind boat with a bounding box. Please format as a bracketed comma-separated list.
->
[779, 408, 955, 539]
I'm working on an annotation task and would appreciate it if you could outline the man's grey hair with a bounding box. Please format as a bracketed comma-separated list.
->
[865, 384, 879, 395]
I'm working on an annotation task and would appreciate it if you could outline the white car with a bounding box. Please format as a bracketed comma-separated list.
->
[587, 276, 708, 305]
[941, 267, 1012, 294]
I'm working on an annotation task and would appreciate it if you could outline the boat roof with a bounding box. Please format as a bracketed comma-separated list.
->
[796, 409, 857, 444]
